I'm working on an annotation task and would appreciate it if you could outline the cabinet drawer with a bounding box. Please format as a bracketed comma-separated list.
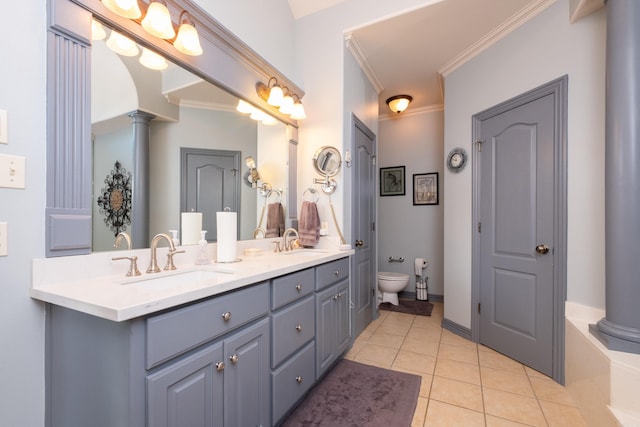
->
[146, 282, 269, 369]
[272, 295, 315, 367]
[271, 268, 314, 310]
[315, 257, 350, 291]
[271, 341, 315, 425]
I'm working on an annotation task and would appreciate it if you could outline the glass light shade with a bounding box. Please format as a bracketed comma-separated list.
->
[279, 94, 294, 114]
[267, 85, 284, 106]
[236, 100, 254, 114]
[250, 109, 268, 122]
[174, 23, 203, 56]
[141, 1, 175, 39]
[102, 0, 142, 19]
[262, 115, 277, 125]
[245, 157, 256, 169]
[139, 48, 168, 70]
[106, 31, 139, 56]
[91, 20, 107, 40]
[386, 95, 412, 113]
[290, 101, 306, 120]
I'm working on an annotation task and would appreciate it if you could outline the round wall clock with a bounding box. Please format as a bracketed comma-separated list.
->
[447, 148, 467, 173]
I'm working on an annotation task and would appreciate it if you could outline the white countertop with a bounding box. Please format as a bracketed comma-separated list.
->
[31, 240, 353, 322]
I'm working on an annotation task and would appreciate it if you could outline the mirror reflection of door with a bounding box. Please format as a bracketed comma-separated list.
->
[181, 148, 241, 242]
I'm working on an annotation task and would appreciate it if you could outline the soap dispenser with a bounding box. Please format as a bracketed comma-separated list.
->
[168, 229, 180, 247]
[195, 230, 211, 265]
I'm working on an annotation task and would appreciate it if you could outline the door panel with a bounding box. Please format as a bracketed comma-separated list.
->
[479, 93, 554, 376]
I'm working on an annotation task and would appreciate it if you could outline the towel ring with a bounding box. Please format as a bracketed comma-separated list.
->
[267, 189, 282, 204]
[303, 187, 319, 203]
[258, 182, 272, 197]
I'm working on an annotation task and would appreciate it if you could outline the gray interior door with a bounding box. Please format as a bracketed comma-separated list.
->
[181, 148, 240, 242]
[351, 115, 376, 337]
[478, 93, 555, 376]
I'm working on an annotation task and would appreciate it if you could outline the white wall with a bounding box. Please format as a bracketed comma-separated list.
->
[443, 0, 606, 327]
[0, 1, 47, 426]
[378, 110, 444, 296]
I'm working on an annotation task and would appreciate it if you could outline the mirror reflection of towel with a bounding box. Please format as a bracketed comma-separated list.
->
[299, 201, 320, 247]
[266, 203, 285, 238]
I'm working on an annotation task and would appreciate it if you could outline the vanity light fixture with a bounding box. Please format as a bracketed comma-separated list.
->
[106, 30, 139, 56]
[141, 0, 175, 40]
[91, 19, 107, 40]
[173, 11, 203, 56]
[139, 47, 168, 70]
[256, 77, 306, 120]
[386, 95, 413, 114]
[101, 0, 142, 19]
[290, 95, 306, 120]
[236, 100, 254, 114]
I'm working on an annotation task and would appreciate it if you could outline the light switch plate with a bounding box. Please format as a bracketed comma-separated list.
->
[0, 110, 7, 144]
[0, 154, 25, 189]
[0, 222, 7, 256]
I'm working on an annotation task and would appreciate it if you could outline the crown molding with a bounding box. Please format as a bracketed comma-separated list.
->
[344, 32, 385, 94]
[379, 103, 444, 121]
[439, 0, 557, 78]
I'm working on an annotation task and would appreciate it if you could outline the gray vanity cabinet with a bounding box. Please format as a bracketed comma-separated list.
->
[315, 257, 351, 379]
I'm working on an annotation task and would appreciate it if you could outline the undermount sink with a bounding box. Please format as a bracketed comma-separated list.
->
[282, 249, 328, 257]
[120, 269, 228, 291]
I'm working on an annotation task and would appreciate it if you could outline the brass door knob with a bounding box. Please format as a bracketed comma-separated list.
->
[355, 240, 364, 247]
[535, 244, 550, 254]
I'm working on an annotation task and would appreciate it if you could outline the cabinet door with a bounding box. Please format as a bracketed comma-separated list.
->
[223, 318, 270, 427]
[334, 279, 351, 357]
[315, 284, 339, 379]
[147, 342, 224, 427]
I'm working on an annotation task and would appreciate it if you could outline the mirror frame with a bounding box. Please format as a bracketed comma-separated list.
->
[45, 0, 302, 257]
[313, 146, 342, 177]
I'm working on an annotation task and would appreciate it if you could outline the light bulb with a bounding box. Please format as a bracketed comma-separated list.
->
[141, 1, 176, 39]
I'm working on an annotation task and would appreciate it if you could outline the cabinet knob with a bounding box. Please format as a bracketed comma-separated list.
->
[215, 361, 225, 371]
[333, 270, 340, 276]
[229, 354, 239, 364]
[295, 284, 302, 292]
[295, 324, 302, 332]
[333, 294, 339, 301]
[222, 312, 232, 321]
[295, 376, 303, 383]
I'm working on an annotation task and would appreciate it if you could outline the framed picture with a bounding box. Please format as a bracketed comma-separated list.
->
[413, 172, 439, 205]
[380, 166, 405, 196]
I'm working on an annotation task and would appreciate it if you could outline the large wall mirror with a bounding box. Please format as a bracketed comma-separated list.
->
[91, 21, 290, 251]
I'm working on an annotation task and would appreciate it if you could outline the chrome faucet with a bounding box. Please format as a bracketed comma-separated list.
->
[282, 228, 300, 251]
[147, 233, 177, 273]
[111, 232, 141, 277]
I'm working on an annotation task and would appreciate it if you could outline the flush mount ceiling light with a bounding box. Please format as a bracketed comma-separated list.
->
[141, 0, 175, 39]
[386, 95, 413, 114]
[173, 11, 203, 56]
[101, 0, 142, 19]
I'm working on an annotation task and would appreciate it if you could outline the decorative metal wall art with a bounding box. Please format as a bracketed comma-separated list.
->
[97, 161, 132, 236]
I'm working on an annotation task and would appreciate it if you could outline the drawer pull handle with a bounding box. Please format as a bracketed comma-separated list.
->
[295, 324, 302, 332]
[215, 361, 225, 371]
[334, 270, 340, 276]
[295, 284, 302, 291]
[222, 312, 232, 321]
[333, 294, 339, 301]
[229, 354, 239, 364]
[295, 376, 303, 383]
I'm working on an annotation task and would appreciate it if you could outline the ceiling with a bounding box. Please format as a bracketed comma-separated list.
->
[288, 0, 547, 116]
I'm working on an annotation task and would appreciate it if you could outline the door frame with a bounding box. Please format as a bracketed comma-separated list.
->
[471, 76, 568, 383]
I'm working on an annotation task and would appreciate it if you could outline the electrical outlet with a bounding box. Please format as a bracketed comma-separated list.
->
[0, 222, 7, 256]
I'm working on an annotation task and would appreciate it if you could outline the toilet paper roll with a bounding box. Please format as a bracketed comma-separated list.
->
[414, 258, 428, 275]
[216, 211, 237, 262]
[181, 212, 202, 245]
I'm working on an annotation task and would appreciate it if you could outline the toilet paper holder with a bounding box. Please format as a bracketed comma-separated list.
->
[388, 256, 404, 263]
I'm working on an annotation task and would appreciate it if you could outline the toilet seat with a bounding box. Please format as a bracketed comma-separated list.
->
[377, 272, 409, 281]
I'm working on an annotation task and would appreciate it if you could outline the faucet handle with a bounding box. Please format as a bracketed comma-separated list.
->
[112, 255, 142, 277]
[272, 240, 282, 252]
[165, 250, 185, 271]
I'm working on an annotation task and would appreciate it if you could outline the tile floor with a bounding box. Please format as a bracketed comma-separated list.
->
[344, 302, 588, 427]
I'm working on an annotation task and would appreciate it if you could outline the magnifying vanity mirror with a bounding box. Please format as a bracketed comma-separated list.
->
[313, 146, 342, 194]
[91, 22, 291, 251]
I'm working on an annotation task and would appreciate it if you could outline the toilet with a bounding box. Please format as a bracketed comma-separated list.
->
[377, 272, 409, 306]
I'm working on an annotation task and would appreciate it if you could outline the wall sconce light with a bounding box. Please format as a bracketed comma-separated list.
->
[141, 0, 175, 39]
[256, 78, 306, 120]
[245, 156, 261, 187]
[102, 0, 142, 19]
[386, 95, 413, 114]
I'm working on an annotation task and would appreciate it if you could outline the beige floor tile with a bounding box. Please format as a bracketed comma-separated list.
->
[393, 366, 433, 398]
[383, 311, 416, 325]
[539, 400, 587, 427]
[479, 350, 526, 374]
[524, 365, 551, 379]
[401, 335, 440, 357]
[393, 350, 437, 375]
[481, 366, 535, 397]
[530, 376, 577, 407]
[368, 330, 406, 349]
[483, 388, 547, 427]
[485, 415, 533, 426]
[354, 343, 398, 366]
[411, 396, 429, 427]
[438, 342, 479, 365]
[377, 321, 412, 336]
[425, 400, 485, 427]
[434, 358, 481, 385]
[440, 329, 478, 349]
[412, 314, 443, 329]
[407, 325, 443, 342]
[430, 376, 484, 412]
